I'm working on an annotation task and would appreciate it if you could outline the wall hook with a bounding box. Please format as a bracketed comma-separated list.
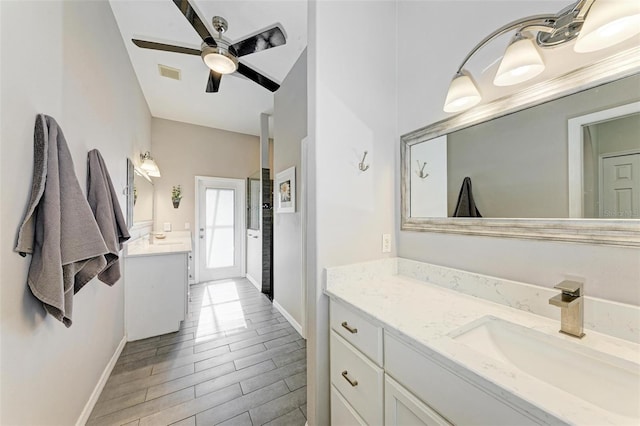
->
[416, 160, 429, 179]
[359, 151, 370, 172]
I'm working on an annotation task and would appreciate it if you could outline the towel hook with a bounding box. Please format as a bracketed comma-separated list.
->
[359, 151, 370, 172]
[416, 160, 428, 179]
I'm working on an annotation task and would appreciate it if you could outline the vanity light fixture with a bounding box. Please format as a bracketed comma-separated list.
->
[140, 151, 161, 178]
[443, 0, 640, 113]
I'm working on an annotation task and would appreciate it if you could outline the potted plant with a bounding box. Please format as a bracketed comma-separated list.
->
[172, 185, 182, 208]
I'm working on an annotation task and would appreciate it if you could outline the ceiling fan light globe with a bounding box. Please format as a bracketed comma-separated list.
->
[574, 0, 640, 53]
[202, 46, 238, 74]
[494, 37, 545, 86]
[444, 73, 482, 113]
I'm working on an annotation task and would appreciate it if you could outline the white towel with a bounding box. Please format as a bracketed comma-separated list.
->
[87, 149, 130, 285]
[15, 115, 108, 327]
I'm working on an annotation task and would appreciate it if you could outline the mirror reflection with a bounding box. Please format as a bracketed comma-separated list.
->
[409, 74, 640, 219]
[133, 168, 154, 223]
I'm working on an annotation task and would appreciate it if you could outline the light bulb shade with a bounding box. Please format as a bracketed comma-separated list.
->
[574, 0, 640, 53]
[202, 46, 238, 74]
[443, 73, 482, 113]
[147, 167, 161, 178]
[494, 37, 545, 86]
[140, 152, 161, 177]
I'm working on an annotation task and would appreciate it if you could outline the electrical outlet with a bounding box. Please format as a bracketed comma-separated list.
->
[163, 222, 172, 232]
[382, 234, 391, 253]
[185, 222, 190, 230]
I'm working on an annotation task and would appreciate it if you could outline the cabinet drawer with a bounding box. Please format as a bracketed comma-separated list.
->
[385, 332, 541, 426]
[330, 331, 383, 425]
[331, 385, 367, 426]
[330, 300, 383, 365]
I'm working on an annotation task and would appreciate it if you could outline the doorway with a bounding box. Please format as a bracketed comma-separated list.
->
[195, 176, 246, 282]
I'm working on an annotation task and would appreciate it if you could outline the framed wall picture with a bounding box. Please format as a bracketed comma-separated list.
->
[276, 166, 295, 213]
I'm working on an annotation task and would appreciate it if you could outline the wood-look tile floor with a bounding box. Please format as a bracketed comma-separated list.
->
[87, 278, 307, 426]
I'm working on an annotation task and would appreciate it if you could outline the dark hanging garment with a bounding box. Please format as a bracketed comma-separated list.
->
[453, 177, 482, 217]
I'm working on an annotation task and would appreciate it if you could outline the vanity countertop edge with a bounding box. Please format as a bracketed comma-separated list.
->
[324, 257, 640, 426]
[125, 232, 193, 257]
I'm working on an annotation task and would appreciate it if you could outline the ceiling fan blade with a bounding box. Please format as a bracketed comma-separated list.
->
[171, 0, 216, 45]
[206, 70, 222, 93]
[132, 39, 201, 55]
[231, 26, 286, 57]
[236, 63, 280, 92]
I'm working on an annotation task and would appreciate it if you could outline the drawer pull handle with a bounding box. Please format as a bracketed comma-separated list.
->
[341, 321, 358, 334]
[341, 370, 358, 387]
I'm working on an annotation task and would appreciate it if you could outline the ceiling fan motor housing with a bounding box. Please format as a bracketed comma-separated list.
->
[212, 16, 228, 34]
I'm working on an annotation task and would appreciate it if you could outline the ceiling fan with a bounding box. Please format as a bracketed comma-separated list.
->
[132, 0, 286, 93]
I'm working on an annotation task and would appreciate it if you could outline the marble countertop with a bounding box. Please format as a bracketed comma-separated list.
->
[126, 232, 192, 257]
[324, 258, 640, 425]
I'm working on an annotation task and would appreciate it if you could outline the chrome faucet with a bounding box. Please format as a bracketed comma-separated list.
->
[548, 280, 585, 338]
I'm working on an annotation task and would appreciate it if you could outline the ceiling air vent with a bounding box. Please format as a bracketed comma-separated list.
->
[158, 64, 181, 80]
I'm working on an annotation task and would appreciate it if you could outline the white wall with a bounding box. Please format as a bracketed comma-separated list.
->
[150, 118, 260, 233]
[0, 1, 151, 424]
[397, 1, 640, 306]
[307, 1, 397, 424]
[273, 50, 307, 331]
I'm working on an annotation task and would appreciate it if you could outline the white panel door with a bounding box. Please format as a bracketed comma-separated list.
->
[197, 177, 245, 282]
[601, 153, 640, 219]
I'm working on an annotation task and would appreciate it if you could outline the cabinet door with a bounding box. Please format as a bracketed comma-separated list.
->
[385, 374, 451, 426]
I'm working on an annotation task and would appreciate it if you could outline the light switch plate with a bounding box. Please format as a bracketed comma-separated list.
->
[163, 222, 172, 232]
[382, 234, 391, 253]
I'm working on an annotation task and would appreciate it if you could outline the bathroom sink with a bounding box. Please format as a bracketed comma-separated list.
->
[449, 316, 640, 419]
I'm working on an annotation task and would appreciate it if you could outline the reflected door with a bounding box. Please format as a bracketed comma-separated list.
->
[601, 153, 640, 218]
[197, 178, 245, 282]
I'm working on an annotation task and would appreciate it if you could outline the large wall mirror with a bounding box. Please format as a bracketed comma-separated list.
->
[126, 158, 154, 228]
[401, 65, 640, 247]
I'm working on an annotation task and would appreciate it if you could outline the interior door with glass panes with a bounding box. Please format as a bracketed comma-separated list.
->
[197, 177, 245, 282]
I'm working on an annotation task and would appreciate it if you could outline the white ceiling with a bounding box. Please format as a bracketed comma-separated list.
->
[109, 0, 307, 136]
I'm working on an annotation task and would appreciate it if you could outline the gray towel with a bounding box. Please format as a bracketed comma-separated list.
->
[453, 176, 482, 218]
[87, 149, 130, 285]
[15, 115, 108, 327]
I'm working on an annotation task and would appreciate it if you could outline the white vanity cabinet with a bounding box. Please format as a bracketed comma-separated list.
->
[329, 299, 540, 426]
[125, 252, 188, 341]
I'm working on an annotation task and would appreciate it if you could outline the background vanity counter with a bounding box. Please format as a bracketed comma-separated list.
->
[124, 232, 193, 341]
[324, 258, 639, 425]
[126, 231, 192, 257]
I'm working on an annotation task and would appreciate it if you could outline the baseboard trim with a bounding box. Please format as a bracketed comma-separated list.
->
[76, 334, 127, 426]
[273, 300, 305, 338]
[246, 274, 261, 292]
